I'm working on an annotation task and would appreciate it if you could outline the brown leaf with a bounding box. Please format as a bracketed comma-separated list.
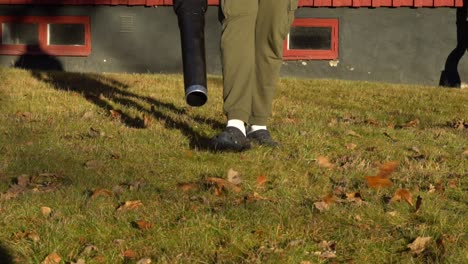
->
[117, 200, 143, 211]
[177, 182, 199, 192]
[81, 244, 98, 256]
[462, 150, 468, 156]
[256, 175, 268, 187]
[346, 192, 363, 204]
[122, 249, 137, 259]
[90, 188, 112, 199]
[110, 110, 121, 119]
[227, 168, 242, 185]
[40, 206, 52, 217]
[322, 193, 335, 205]
[402, 119, 420, 128]
[13, 231, 40, 242]
[390, 188, 414, 206]
[41, 252, 61, 264]
[376, 161, 399, 178]
[205, 177, 241, 193]
[407, 236, 431, 255]
[134, 220, 153, 230]
[448, 180, 458, 189]
[313, 201, 330, 212]
[136, 258, 152, 264]
[317, 156, 334, 169]
[365, 161, 398, 188]
[365, 176, 393, 188]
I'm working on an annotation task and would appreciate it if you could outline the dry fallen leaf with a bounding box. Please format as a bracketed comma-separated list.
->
[390, 188, 414, 206]
[407, 236, 432, 255]
[81, 244, 98, 256]
[399, 119, 420, 128]
[317, 156, 334, 169]
[227, 168, 242, 185]
[313, 201, 330, 212]
[42, 252, 61, 264]
[134, 220, 153, 230]
[462, 150, 468, 156]
[122, 249, 137, 259]
[387, 211, 397, 217]
[365, 176, 393, 188]
[346, 192, 364, 205]
[13, 231, 40, 242]
[205, 177, 241, 193]
[90, 188, 112, 199]
[314, 194, 335, 212]
[117, 200, 143, 211]
[110, 110, 121, 119]
[40, 206, 52, 217]
[177, 182, 199, 192]
[256, 175, 268, 187]
[136, 258, 152, 264]
[365, 161, 398, 188]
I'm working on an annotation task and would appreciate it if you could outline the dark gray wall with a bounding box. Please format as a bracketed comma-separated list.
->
[0, 5, 466, 87]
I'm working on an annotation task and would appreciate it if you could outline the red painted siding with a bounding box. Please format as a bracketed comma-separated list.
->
[0, 0, 463, 6]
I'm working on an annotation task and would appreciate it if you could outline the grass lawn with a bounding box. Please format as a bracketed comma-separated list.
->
[0, 67, 466, 264]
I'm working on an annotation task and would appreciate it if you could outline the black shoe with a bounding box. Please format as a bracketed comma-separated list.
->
[210, 127, 251, 152]
[247, 130, 279, 147]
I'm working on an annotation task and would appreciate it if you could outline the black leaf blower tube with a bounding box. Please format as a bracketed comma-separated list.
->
[173, 0, 208, 107]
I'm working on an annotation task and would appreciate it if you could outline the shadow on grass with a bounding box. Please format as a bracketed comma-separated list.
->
[0, 242, 13, 264]
[38, 71, 224, 150]
[14, 51, 222, 150]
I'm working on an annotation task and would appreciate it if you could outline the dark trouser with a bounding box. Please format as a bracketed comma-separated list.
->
[220, 0, 298, 125]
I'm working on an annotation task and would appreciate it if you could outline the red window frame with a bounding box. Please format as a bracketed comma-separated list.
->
[0, 16, 91, 56]
[283, 18, 339, 60]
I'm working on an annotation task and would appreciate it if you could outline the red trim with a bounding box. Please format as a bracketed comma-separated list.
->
[283, 18, 339, 60]
[0, 0, 463, 6]
[0, 16, 91, 56]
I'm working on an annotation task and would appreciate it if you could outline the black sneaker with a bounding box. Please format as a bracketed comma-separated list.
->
[210, 127, 251, 152]
[247, 130, 279, 147]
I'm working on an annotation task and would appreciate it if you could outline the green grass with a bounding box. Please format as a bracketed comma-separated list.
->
[0, 67, 467, 263]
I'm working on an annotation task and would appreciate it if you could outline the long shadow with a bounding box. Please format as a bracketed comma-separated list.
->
[440, 0, 468, 88]
[0, 242, 13, 264]
[14, 47, 223, 151]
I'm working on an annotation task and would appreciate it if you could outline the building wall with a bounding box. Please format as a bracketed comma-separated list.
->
[0, 5, 466, 87]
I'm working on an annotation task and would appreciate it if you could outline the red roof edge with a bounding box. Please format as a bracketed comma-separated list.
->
[0, 0, 463, 7]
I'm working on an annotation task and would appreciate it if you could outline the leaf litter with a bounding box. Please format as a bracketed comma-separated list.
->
[0, 173, 65, 201]
[365, 161, 399, 188]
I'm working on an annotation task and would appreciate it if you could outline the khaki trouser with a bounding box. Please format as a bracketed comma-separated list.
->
[220, 0, 298, 126]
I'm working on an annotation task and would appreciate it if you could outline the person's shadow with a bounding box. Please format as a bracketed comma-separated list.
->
[0, 242, 13, 264]
[440, 0, 468, 88]
[14, 46, 223, 150]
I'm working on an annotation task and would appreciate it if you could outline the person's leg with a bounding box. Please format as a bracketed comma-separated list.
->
[210, 0, 258, 151]
[249, 0, 297, 126]
[220, 0, 259, 126]
[246, 0, 297, 146]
